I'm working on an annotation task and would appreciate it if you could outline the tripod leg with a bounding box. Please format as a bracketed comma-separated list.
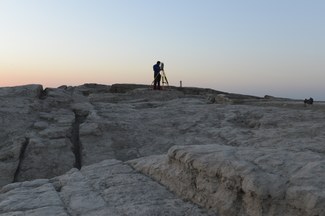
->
[161, 71, 169, 86]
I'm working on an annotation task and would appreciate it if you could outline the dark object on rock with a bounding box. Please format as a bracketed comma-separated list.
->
[304, 97, 314, 105]
[264, 95, 275, 99]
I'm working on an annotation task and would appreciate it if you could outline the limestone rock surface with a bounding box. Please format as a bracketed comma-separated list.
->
[130, 144, 325, 216]
[0, 159, 210, 216]
[1, 83, 325, 215]
[0, 85, 43, 186]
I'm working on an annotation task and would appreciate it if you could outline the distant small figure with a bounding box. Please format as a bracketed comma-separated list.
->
[153, 61, 161, 90]
[304, 97, 314, 106]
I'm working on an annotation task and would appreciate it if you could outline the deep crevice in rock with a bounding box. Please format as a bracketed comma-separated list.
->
[70, 111, 88, 170]
[13, 137, 29, 182]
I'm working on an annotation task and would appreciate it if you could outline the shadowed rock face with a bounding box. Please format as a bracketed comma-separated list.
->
[0, 83, 325, 216]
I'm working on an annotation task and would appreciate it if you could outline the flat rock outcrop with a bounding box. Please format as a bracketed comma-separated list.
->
[0, 83, 324, 215]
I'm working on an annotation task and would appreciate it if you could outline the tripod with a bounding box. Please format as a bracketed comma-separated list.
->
[160, 69, 169, 89]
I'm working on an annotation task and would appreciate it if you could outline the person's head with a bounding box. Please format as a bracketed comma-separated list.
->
[157, 61, 160, 65]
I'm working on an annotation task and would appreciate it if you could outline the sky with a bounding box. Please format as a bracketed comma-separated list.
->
[0, 0, 324, 100]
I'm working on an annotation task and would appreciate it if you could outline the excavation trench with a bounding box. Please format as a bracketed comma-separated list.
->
[70, 111, 88, 170]
[13, 138, 30, 183]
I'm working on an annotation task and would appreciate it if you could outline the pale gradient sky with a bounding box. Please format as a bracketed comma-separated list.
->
[1, 0, 324, 100]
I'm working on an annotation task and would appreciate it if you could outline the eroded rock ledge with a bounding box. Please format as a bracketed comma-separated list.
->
[129, 144, 325, 216]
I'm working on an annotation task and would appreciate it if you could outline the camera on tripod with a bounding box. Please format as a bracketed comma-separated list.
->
[160, 62, 164, 71]
[159, 62, 168, 88]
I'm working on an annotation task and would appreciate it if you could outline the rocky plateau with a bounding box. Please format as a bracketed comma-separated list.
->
[0, 83, 324, 216]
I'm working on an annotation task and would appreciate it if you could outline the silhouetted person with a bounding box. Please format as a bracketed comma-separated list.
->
[153, 61, 161, 90]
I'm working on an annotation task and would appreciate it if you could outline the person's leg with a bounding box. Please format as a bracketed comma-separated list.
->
[157, 75, 161, 90]
[153, 75, 157, 89]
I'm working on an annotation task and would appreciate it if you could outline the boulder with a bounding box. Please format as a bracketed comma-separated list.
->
[0, 84, 43, 98]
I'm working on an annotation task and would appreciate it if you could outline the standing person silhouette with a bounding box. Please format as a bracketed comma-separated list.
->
[153, 61, 161, 90]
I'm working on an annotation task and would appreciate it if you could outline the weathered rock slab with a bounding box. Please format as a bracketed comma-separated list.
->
[129, 144, 325, 216]
[0, 159, 212, 216]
